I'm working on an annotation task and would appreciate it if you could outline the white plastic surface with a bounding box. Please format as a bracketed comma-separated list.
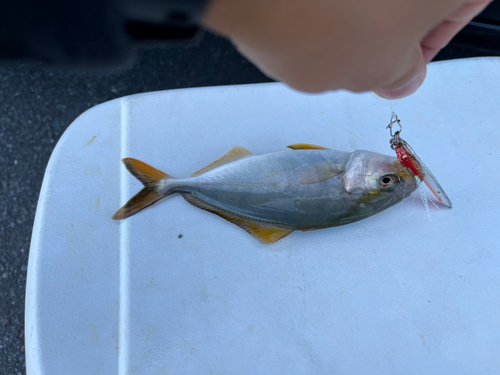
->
[26, 58, 500, 375]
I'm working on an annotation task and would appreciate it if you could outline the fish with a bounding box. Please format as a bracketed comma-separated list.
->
[112, 143, 418, 244]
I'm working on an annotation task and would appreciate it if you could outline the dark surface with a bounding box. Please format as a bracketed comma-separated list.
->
[0, 0, 129, 65]
[0, 0, 210, 65]
[0, 29, 499, 375]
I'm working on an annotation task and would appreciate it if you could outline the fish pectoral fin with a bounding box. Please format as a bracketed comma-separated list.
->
[182, 194, 293, 244]
[287, 143, 330, 150]
[112, 188, 162, 220]
[191, 147, 252, 177]
[299, 162, 342, 184]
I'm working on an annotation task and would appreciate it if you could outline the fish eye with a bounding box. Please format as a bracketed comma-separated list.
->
[378, 174, 399, 189]
[381, 176, 392, 184]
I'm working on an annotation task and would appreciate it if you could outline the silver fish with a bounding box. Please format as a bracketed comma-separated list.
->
[112, 143, 417, 244]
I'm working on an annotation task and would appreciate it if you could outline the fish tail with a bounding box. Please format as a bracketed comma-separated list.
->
[112, 158, 174, 220]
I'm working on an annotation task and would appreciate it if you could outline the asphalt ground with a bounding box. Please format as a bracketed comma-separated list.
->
[0, 30, 497, 374]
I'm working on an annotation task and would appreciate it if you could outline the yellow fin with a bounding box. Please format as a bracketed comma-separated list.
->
[182, 194, 293, 244]
[112, 188, 162, 220]
[112, 158, 174, 220]
[242, 222, 293, 244]
[287, 143, 330, 150]
[122, 158, 171, 187]
[191, 147, 252, 177]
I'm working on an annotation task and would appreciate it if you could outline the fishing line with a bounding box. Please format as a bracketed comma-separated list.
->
[416, 176, 432, 221]
[401, 183, 407, 205]
[429, 197, 440, 210]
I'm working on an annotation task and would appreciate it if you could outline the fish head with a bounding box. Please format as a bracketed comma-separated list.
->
[343, 150, 417, 212]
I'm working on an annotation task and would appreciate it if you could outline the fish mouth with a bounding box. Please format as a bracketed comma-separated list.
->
[393, 160, 412, 177]
[393, 160, 417, 185]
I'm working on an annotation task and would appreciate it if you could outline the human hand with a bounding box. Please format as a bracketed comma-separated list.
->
[202, 0, 492, 98]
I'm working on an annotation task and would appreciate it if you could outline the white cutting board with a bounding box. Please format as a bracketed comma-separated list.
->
[26, 58, 500, 375]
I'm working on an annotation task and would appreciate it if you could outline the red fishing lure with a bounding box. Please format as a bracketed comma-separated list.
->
[387, 113, 452, 208]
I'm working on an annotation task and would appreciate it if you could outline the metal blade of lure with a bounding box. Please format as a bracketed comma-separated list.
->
[397, 139, 452, 208]
[387, 113, 453, 208]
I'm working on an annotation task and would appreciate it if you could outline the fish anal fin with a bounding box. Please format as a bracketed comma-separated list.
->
[122, 158, 171, 187]
[112, 188, 162, 220]
[242, 221, 293, 244]
[299, 161, 343, 184]
[182, 194, 293, 244]
[287, 143, 330, 150]
[191, 147, 253, 177]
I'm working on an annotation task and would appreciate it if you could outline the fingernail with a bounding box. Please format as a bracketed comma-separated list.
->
[375, 72, 425, 100]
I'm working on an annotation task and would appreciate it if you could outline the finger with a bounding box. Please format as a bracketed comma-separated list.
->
[421, 0, 493, 63]
[374, 46, 427, 99]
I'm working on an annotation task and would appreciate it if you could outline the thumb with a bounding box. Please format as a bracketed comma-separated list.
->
[374, 46, 427, 99]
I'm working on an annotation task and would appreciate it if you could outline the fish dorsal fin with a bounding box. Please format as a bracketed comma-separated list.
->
[122, 158, 171, 187]
[299, 161, 343, 184]
[191, 146, 252, 177]
[182, 194, 293, 244]
[287, 143, 330, 150]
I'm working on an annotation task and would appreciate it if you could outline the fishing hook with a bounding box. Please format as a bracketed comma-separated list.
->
[387, 112, 403, 150]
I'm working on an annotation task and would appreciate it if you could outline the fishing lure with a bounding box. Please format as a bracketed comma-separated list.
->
[386, 113, 452, 208]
